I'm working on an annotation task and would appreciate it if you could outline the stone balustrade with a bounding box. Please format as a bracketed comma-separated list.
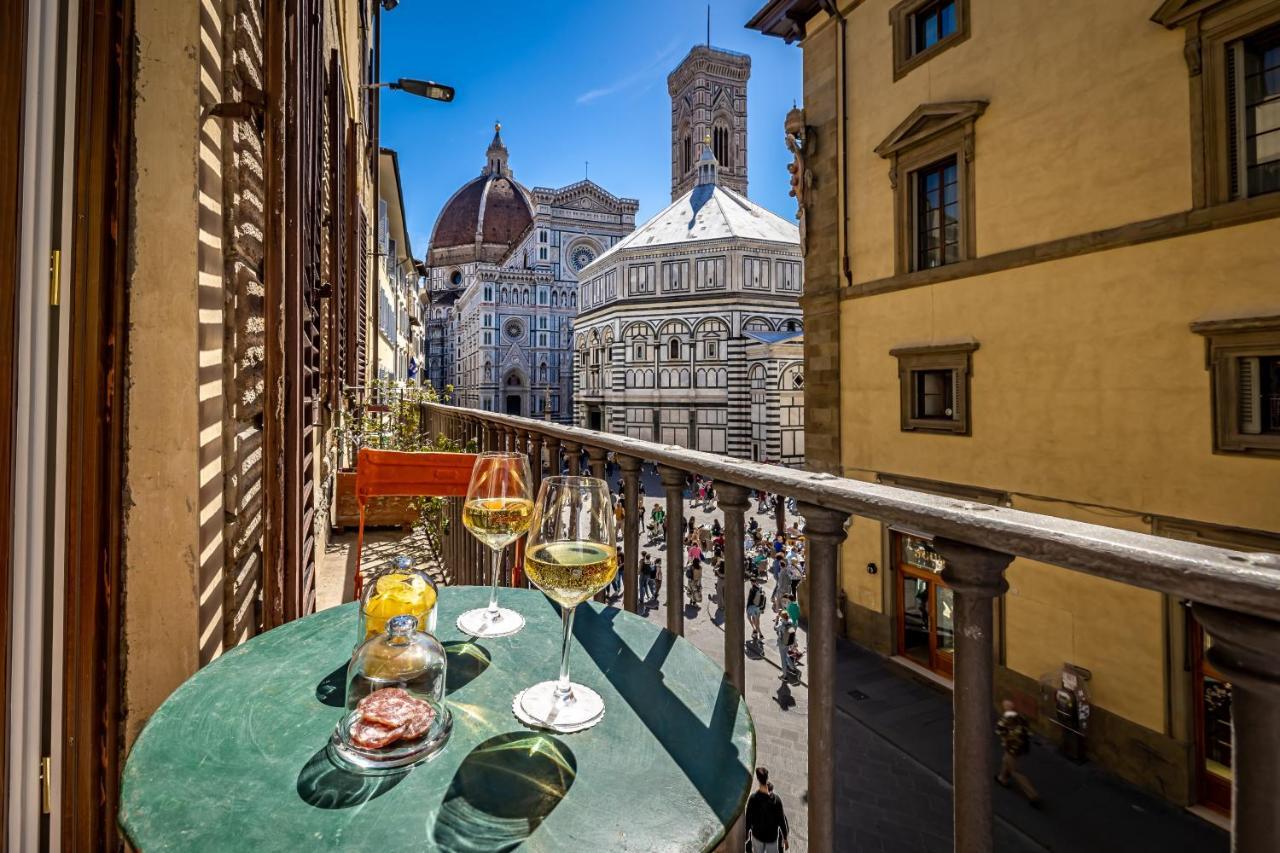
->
[421, 401, 1280, 853]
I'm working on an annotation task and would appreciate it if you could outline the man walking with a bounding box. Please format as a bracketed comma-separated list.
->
[776, 609, 798, 681]
[996, 699, 1040, 804]
[744, 766, 789, 852]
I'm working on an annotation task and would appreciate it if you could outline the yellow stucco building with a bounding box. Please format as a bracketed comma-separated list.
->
[750, 0, 1280, 813]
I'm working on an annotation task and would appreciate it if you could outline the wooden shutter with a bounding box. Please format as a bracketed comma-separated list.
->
[326, 50, 348, 411]
[1239, 356, 1261, 435]
[949, 368, 961, 420]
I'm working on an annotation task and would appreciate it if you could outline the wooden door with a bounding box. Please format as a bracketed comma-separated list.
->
[61, 0, 131, 845]
[0, 0, 25, 841]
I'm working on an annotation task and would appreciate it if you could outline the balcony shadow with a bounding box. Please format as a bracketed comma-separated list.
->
[296, 744, 407, 810]
[567, 602, 750, 825]
[315, 661, 348, 708]
[444, 640, 491, 694]
[431, 732, 576, 852]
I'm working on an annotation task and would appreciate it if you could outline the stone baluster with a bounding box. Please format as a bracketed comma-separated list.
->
[545, 436, 562, 479]
[619, 455, 642, 614]
[797, 503, 851, 853]
[586, 445, 610, 601]
[529, 431, 544, 498]
[564, 440, 581, 476]
[718, 483, 751, 695]
[1193, 604, 1280, 853]
[935, 539, 1014, 853]
[659, 465, 686, 636]
[587, 445, 607, 481]
[774, 492, 787, 537]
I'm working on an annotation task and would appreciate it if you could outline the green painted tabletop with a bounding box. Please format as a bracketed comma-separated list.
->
[119, 586, 755, 852]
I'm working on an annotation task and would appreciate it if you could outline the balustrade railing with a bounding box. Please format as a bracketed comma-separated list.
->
[418, 401, 1280, 853]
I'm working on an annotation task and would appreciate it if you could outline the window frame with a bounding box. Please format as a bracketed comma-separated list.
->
[1158, 0, 1280, 206]
[1191, 314, 1280, 457]
[890, 0, 971, 82]
[890, 341, 979, 435]
[877, 101, 984, 276]
[913, 156, 961, 270]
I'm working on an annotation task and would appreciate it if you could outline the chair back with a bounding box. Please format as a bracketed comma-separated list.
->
[355, 448, 476, 504]
[352, 449, 478, 599]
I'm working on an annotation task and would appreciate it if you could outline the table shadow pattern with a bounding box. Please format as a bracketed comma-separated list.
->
[444, 640, 492, 693]
[296, 746, 409, 810]
[431, 732, 576, 853]
[567, 601, 752, 830]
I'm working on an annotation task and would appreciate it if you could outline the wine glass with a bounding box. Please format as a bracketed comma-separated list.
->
[514, 476, 617, 733]
[456, 452, 534, 638]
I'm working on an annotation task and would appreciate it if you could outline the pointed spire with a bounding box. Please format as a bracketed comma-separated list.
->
[484, 120, 512, 178]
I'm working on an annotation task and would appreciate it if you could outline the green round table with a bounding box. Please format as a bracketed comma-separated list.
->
[119, 587, 755, 851]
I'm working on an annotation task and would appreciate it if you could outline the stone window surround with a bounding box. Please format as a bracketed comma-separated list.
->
[876, 101, 986, 276]
[1190, 313, 1280, 457]
[890, 0, 972, 82]
[890, 340, 979, 435]
[1155, 0, 1280, 207]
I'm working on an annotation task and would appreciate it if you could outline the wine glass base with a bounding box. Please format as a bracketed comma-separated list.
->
[512, 681, 605, 733]
[456, 606, 525, 639]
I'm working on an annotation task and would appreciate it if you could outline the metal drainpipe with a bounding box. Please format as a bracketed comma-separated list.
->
[370, 2, 381, 383]
[817, 0, 851, 289]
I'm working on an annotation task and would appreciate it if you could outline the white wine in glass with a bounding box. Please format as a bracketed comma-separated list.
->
[456, 452, 533, 639]
[515, 476, 617, 733]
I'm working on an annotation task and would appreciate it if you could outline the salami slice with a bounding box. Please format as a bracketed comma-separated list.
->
[357, 687, 419, 728]
[399, 703, 436, 741]
[349, 718, 405, 750]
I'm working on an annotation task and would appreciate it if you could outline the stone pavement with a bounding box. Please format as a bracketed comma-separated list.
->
[834, 641, 1229, 853]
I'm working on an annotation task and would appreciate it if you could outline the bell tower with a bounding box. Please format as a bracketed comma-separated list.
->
[668, 45, 750, 199]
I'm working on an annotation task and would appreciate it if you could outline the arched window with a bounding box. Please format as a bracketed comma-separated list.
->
[681, 133, 692, 174]
[668, 338, 681, 360]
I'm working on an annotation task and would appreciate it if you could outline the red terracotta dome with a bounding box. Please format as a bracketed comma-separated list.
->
[427, 123, 533, 265]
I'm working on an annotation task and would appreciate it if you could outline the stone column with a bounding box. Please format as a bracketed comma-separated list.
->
[796, 503, 850, 853]
[619, 455, 642, 614]
[659, 465, 686, 636]
[1193, 603, 1280, 853]
[564, 440, 581, 476]
[718, 483, 751, 695]
[935, 538, 1013, 853]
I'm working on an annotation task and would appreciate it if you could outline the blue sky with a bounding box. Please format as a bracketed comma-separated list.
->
[378, 0, 801, 258]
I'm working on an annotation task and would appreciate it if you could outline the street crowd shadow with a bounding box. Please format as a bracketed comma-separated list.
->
[431, 732, 576, 852]
[296, 745, 408, 810]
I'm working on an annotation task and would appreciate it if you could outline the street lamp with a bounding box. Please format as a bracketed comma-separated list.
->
[365, 78, 455, 102]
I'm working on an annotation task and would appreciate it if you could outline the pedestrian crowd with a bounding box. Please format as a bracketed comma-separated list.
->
[602, 469, 808, 685]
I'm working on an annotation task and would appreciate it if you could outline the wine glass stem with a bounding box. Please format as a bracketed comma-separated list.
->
[556, 605, 576, 699]
[487, 547, 502, 617]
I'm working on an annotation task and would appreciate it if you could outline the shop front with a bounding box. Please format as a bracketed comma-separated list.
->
[894, 532, 955, 679]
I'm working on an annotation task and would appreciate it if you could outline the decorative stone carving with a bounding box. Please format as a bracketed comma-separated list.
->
[785, 106, 816, 253]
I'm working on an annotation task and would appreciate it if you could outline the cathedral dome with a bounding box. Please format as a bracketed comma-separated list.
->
[427, 123, 534, 266]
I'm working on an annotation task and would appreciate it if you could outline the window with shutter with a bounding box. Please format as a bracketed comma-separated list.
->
[1191, 315, 1280, 456]
[891, 341, 978, 435]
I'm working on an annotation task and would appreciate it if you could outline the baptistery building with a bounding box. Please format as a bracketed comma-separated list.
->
[422, 125, 637, 421]
[573, 46, 805, 465]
